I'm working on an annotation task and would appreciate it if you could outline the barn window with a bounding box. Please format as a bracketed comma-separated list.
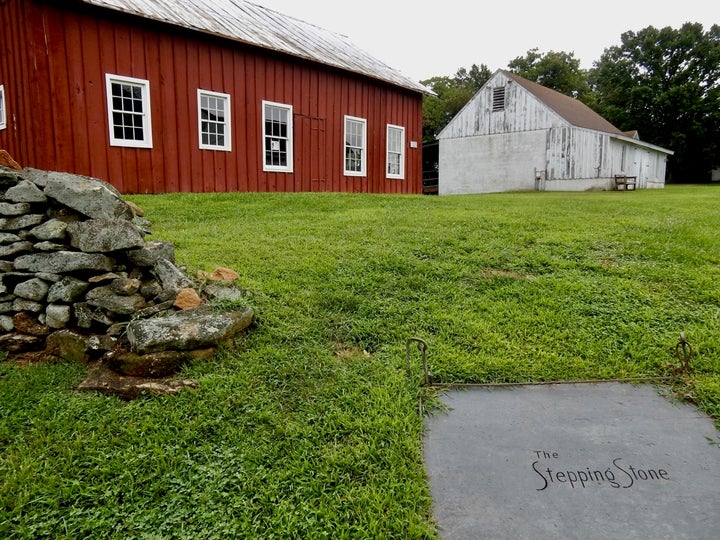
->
[198, 90, 231, 151]
[263, 101, 293, 172]
[344, 115, 367, 176]
[492, 86, 506, 112]
[105, 74, 152, 148]
[0, 84, 6, 130]
[386, 124, 405, 179]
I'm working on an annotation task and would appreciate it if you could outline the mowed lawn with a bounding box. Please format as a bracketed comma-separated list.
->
[2, 186, 719, 538]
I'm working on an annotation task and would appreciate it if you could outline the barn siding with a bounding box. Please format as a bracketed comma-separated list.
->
[0, 1, 422, 194]
[441, 72, 565, 140]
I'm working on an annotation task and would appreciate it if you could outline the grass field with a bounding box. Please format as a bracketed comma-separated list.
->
[2, 186, 719, 538]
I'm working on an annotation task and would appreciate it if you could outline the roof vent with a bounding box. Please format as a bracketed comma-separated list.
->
[492, 87, 506, 112]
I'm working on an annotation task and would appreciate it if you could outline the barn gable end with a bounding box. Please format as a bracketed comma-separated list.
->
[438, 70, 672, 194]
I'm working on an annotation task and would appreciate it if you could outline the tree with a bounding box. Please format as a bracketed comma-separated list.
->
[508, 49, 591, 101]
[421, 64, 492, 141]
[589, 23, 720, 181]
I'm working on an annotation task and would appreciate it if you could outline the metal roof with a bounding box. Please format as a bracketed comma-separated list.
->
[77, 0, 430, 94]
[503, 71, 672, 154]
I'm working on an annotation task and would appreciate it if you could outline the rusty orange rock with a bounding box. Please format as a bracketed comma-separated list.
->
[0, 149, 22, 170]
[209, 267, 239, 282]
[173, 287, 202, 310]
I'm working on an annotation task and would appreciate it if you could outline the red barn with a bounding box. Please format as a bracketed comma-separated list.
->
[0, 0, 428, 194]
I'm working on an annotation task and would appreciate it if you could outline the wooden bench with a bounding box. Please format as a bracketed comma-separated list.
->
[614, 175, 637, 191]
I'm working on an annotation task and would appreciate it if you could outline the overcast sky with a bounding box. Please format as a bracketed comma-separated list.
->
[256, 0, 718, 82]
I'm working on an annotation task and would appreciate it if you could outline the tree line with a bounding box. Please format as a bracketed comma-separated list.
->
[421, 23, 720, 182]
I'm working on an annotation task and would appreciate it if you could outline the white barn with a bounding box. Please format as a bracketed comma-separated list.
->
[438, 70, 673, 194]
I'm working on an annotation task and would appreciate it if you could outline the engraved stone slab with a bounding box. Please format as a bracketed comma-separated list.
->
[424, 383, 720, 539]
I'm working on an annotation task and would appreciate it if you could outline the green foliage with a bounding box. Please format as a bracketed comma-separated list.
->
[508, 48, 592, 101]
[589, 23, 720, 181]
[2, 188, 720, 537]
[421, 64, 491, 141]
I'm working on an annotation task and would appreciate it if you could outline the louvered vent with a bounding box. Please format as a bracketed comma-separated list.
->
[492, 87, 506, 112]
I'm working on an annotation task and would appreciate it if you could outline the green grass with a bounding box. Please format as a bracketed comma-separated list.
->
[2, 186, 719, 538]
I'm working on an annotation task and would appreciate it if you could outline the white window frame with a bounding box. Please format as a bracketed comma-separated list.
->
[262, 100, 293, 172]
[105, 73, 153, 148]
[344, 115, 367, 177]
[0, 85, 6, 130]
[386, 124, 405, 180]
[198, 89, 232, 151]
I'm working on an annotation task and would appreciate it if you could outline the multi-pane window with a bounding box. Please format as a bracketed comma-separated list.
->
[0, 85, 6, 130]
[492, 87, 506, 112]
[386, 124, 405, 179]
[198, 90, 231, 151]
[105, 74, 152, 148]
[263, 101, 293, 172]
[344, 115, 366, 176]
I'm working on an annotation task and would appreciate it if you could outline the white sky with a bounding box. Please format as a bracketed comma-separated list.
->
[256, 0, 719, 82]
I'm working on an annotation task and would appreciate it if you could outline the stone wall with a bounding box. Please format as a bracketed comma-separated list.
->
[0, 165, 252, 396]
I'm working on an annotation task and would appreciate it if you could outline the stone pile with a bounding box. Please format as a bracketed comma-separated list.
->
[0, 164, 253, 397]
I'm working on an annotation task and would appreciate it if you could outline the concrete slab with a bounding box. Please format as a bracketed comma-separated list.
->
[424, 383, 720, 540]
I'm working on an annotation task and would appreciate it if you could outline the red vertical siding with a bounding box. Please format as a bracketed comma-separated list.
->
[1, 0, 423, 195]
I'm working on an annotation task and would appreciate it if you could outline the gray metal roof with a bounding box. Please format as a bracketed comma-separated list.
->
[502, 71, 673, 154]
[78, 0, 429, 94]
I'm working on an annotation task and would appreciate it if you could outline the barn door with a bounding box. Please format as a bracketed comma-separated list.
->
[634, 148, 649, 188]
[310, 117, 327, 191]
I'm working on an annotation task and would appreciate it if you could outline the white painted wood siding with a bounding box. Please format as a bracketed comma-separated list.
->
[440, 72, 567, 139]
[546, 127, 612, 180]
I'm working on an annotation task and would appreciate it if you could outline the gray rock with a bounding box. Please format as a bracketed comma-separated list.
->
[4, 179, 46, 203]
[203, 283, 246, 303]
[0, 315, 13, 332]
[12, 298, 44, 312]
[153, 258, 192, 299]
[86, 286, 145, 314]
[28, 219, 68, 241]
[14, 251, 114, 273]
[46, 304, 72, 329]
[21, 167, 51, 188]
[0, 301, 14, 313]
[0, 232, 21, 244]
[86, 334, 118, 352]
[88, 272, 125, 284]
[0, 202, 32, 216]
[73, 303, 94, 329]
[43, 172, 134, 221]
[126, 241, 175, 266]
[139, 279, 163, 299]
[0, 241, 33, 257]
[47, 276, 89, 303]
[0, 260, 13, 272]
[13, 278, 50, 301]
[0, 167, 24, 188]
[66, 219, 145, 253]
[127, 307, 253, 354]
[110, 278, 141, 296]
[35, 272, 63, 283]
[0, 214, 45, 231]
[34, 241, 66, 252]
